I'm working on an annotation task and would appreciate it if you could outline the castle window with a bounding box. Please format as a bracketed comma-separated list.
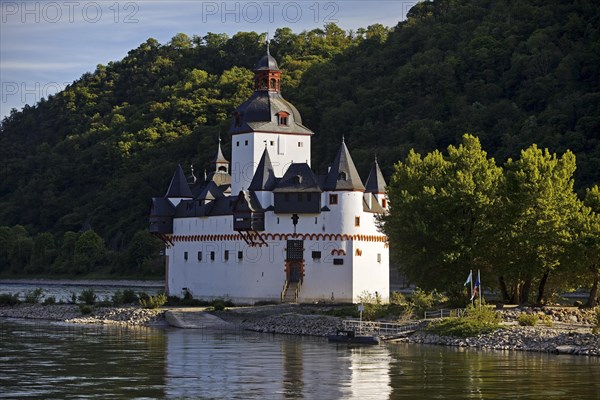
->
[329, 194, 338, 205]
[245, 140, 248, 146]
[224, 250, 229, 261]
[355, 216, 360, 227]
[297, 142, 303, 147]
[277, 111, 290, 126]
[333, 258, 344, 265]
[270, 141, 274, 146]
[184, 252, 188, 261]
[294, 175, 302, 184]
[382, 198, 387, 208]
[210, 251, 215, 261]
[236, 141, 240, 147]
[197, 251, 202, 261]
[238, 251, 243, 260]
[338, 172, 347, 181]
[218, 166, 227, 172]
[312, 251, 321, 259]
[270, 78, 277, 89]
[315, 217, 318, 224]
[377, 253, 382, 263]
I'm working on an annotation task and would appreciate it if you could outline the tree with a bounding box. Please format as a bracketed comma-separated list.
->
[126, 230, 163, 275]
[578, 186, 600, 307]
[73, 230, 106, 274]
[497, 146, 580, 304]
[383, 134, 502, 300]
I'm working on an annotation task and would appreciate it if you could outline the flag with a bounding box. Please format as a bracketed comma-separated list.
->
[464, 271, 472, 286]
[470, 271, 480, 301]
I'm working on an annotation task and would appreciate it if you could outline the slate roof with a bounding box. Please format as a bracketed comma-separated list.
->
[150, 197, 175, 217]
[363, 194, 386, 214]
[229, 91, 313, 135]
[165, 164, 193, 198]
[365, 158, 387, 194]
[273, 163, 322, 193]
[322, 141, 365, 191]
[254, 49, 279, 71]
[233, 190, 264, 213]
[249, 148, 278, 191]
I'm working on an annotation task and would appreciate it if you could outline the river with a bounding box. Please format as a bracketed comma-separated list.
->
[1, 319, 599, 399]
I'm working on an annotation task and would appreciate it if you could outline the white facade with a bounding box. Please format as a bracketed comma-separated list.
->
[230, 132, 312, 194]
[152, 49, 389, 304]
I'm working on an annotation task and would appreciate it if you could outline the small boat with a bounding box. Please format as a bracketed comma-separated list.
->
[327, 330, 380, 345]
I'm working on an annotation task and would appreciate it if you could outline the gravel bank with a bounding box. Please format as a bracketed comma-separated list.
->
[0, 304, 165, 326]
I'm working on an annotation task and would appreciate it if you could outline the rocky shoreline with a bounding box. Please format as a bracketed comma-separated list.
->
[2, 303, 599, 356]
[0, 304, 165, 326]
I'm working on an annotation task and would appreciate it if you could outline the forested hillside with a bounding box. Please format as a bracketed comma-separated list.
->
[1, 0, 598, 276]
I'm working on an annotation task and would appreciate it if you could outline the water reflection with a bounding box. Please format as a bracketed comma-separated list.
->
[164, 329, 394, 399]
[2, 320, 600, 399]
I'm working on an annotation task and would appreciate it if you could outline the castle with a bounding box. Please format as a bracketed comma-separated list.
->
[150, 46, 389, 303]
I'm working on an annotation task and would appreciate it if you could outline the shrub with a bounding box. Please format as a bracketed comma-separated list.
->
[390, 291, 407, 305]
[70, 292, 77, 304]
[112, 289, 138, 305]
[0, 293, 20, 306]
[24, 288, 43, 304]
[357, 291, 385, 321]
[78, 304, 94, 314]
[139, 293, 167, 309]
[411, 288, 446, 317]
[518, 313, 539, 326]
[78, 289, 97, 305]
[212, 300, 226, 311]
[593, 307, 600, 335]
[43, 296, 56, 305]
[427, 305, 501, 337]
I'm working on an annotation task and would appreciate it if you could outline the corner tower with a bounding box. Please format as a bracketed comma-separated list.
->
[229, 42, 313, 194]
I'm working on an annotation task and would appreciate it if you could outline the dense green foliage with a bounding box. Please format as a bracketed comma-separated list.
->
[384, 134, 599, 305]
[1, 0, 599, 277]
[426, 305, 501, 337]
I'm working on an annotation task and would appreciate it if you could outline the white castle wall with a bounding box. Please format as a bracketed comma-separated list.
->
[165, 189, 389, 303]
[230, 132, 311, 193]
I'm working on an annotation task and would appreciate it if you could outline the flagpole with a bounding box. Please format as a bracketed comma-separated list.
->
[478, 269, 482, 308]
[470, 269, 474, 306]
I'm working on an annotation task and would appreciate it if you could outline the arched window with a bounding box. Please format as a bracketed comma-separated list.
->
[270, 78, 277, 89]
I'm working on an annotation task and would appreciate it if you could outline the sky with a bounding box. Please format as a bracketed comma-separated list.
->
[0, 1, 418, 120]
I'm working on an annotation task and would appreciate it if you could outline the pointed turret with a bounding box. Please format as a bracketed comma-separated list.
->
[165, 164, 193, 198]
[365, 157, 387, 194]
[249, 147, 277, 191]
[323, 139, 365, 191]
[211, 137, 229, 173]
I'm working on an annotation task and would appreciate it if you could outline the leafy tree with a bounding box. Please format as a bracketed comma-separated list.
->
[383, 134, 502, 300]
[497, 146, 580, 304]
[126, 230, 163, 275]
[73, 230, 106, 274]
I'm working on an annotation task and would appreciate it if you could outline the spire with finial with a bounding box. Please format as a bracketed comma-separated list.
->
[253, 35, 280, 92]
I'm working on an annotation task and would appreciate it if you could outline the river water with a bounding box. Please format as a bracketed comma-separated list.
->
[1, 320, 599, 399]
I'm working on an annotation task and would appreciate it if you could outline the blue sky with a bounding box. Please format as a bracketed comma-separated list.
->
[0, 1, 417, 120]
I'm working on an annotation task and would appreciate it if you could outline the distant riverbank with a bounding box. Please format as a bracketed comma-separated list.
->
[0, 278, 164, 287]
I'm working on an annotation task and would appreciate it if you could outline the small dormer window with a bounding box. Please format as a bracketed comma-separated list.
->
[294, 175, 302, 184]
[277, 111, 290, 126]
[338, 172, 347, 181]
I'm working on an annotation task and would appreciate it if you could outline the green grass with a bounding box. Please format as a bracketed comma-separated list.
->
[426, 305, 502, 337]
